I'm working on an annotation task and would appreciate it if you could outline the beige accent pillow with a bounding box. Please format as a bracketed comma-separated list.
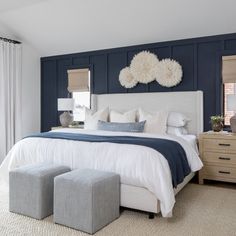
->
[139, 108, 168, 134]
[84, 107, 109, 130]
[110, 110, 137, 123]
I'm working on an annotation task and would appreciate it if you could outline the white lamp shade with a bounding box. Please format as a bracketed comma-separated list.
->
[58, 98, 74, 111]
[227, 95, 236, 111]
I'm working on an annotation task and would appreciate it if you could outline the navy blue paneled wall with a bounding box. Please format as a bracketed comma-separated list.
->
[41, 33, 236, 132]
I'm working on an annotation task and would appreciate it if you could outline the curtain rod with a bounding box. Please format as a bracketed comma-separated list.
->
[0, 36, 21, 44]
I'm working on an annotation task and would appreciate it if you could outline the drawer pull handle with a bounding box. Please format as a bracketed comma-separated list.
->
[218, 171, 230, 174]
[218, 143, 230, 147]
[219, 157, 231, 160]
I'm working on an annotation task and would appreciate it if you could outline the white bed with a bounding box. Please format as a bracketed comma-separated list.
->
[92, 91, 203, 216]
[0, 91, 203, 218]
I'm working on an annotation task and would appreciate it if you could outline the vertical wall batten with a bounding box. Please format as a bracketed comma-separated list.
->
[193, 43, 198, 90]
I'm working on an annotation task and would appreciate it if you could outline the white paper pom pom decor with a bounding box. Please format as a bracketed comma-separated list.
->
[119, 67, 138, 88]
[154, 59, 183, 87]
[118, 50, 183, 89]
[130, 51, 159, 84]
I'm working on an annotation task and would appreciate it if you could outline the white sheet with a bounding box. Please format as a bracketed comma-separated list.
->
[0, 129, 203, 217]
[180, 134, 199, 154]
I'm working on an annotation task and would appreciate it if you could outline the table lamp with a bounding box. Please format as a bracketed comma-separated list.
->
[227, 94, 236, 132]
[58, 98, 74, 127]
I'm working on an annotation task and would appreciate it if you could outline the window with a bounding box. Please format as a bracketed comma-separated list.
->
[224, 83, 236, 125]
[67, 68, 90, 122]
[222, 55, 236, 125]
[73, 91, 90, 121]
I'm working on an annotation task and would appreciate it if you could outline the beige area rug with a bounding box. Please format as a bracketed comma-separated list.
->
[0, 184, 235, 236]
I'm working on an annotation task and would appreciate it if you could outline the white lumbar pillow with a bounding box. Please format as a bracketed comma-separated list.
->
[110, 110, 136, 123]
[167, 112, 191, 127]
[139, 108, 168, 134]
[84, 107, 109, 130]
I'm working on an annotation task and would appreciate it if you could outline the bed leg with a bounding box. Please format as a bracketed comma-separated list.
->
[148, 213, 155, 219]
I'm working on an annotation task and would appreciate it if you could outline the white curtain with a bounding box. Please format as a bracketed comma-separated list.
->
[0, 41, 22, 163]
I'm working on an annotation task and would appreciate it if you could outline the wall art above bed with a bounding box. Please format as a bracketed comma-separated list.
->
[119, 50, 183, 88]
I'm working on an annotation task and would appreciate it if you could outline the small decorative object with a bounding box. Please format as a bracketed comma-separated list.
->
[154, 59, 183, 87]
[119, 67, 138, 88]
[227, 94, 236, 132]
[58, 98, 74, 127]
[210, 115, 224, 132]
[130, 51, 159, 84]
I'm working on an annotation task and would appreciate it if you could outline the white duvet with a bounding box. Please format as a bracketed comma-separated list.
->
[0, 129, 203, 217]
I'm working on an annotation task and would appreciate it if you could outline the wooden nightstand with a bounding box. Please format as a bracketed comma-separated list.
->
[199, 132, 236, 184]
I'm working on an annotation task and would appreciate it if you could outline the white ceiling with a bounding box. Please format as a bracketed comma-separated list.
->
[0, 0, 47, 13]
[0, 0, 236, 57]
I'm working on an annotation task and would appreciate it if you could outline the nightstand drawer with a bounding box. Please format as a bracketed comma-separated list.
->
[203, 139, 236, 152]
[203, 165, 236, 179]
[203, 152, 236, 165]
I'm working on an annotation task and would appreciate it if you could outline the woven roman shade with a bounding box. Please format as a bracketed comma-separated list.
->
[67, 68, 89, 92]
[222, 55, 236, 83]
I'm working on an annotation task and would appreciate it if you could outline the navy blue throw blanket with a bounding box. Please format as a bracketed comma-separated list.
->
[27, 132, 191, 187]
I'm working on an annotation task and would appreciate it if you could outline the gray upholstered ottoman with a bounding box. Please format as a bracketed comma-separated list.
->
[9, 163, 70, 220]
[54, 169, 120, 234]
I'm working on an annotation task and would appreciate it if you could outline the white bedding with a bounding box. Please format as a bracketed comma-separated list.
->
[0, 129, 203, 217]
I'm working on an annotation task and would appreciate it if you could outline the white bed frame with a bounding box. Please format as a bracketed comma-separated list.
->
[91, 91, 203, 215]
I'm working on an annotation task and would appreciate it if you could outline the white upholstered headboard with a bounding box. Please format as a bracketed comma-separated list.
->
[91, 91, 203, 135]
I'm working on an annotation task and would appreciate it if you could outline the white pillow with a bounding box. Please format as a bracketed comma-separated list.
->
[166, 126, 188, 136]
[167, 112, 191, 127]
[110, 110, 136, 123]
[84, 107, 109, 130]
[139, 109, 168, 134]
